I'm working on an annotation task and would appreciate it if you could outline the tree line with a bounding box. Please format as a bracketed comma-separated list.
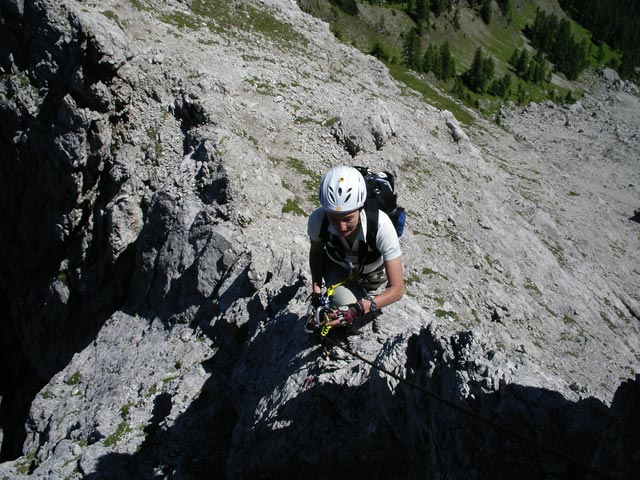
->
[373, 0, 453, 22]
[524, 8, 588, 80]
[361, 2, 594, 108]
[400, 29, 456, 81]
[558, 0, 639, 78]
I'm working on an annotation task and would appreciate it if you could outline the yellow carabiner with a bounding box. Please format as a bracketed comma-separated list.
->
[319, 312, 332, 338]
[320, 322, 332, 338]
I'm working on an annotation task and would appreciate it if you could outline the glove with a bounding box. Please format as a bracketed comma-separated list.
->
[339, 301, 365, 326]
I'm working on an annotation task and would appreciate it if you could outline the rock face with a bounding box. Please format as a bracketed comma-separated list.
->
[0, 0, 638, 478]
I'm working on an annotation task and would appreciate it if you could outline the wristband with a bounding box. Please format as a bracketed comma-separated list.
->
[369, 298, 377, 312]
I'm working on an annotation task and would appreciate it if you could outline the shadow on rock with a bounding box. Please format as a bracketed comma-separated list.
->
[85, 276, 308, 479]
[222, 326, 638, 480]
[84, 292, 639, 480]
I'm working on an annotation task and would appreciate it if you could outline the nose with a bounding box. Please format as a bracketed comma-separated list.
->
[330, 219, 350, 235]
[338, 222, 349, 232]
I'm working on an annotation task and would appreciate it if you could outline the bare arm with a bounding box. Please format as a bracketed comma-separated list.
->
[362, 256, 404, 314]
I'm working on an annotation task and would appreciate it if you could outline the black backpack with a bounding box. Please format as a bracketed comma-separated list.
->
[320, 166, 406, 267]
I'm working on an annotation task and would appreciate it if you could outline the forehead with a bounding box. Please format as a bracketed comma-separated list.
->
[327, 210, 358, 221]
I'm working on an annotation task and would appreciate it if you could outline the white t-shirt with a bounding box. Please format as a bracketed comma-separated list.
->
[307, 207, 402, 273]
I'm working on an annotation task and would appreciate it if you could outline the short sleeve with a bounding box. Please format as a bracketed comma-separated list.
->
[307, 207, 325, 242]
[376, 212, 402, 261]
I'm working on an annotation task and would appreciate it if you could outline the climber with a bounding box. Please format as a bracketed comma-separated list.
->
[306, 165, 404, 330]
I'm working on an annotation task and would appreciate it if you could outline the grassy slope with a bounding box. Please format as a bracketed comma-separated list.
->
[298, 0, 623, 124]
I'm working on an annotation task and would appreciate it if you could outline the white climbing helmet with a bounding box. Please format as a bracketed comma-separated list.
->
[318, 166, 366, 213]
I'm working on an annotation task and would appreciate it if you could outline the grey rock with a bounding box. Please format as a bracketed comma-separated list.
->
[0, 0, 638, 478]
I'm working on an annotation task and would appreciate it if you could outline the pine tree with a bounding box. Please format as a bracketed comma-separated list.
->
[330, 0, 358, 15]
[406, 0, 417, 19]
[439, 42, 456, 80]
[402, 29, 422, 70]
[515, 49, 529, 77]
[480, 0, 492, 25]
[501, 73, 512, 98]
[509, 49, 520, 67]
[431, 0, 448, 17]
[497, 0, 513, 23]
[453, 8, 461, 31]
[516, 82, 527, 104]
[597, 42, 605, 62]
[463, 47, 495, 93]
[524, 9, 588, 80]
[490, 73, 513, 98]
[423, 44, 437, 74]
[370, 41, 390, 62]
[480, 55, 495, 86]
[452, 77, 465, 98]
[465, 47, 485, 92]
[416, 0, 430, 21]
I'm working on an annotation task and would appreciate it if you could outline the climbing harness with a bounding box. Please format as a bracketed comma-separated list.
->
[306, 272, 361, 356]
[316, 333, 614, 480]
[306, 270, 358, 333]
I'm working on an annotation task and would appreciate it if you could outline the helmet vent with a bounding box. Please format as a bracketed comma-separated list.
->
[327, 186, 335, 202]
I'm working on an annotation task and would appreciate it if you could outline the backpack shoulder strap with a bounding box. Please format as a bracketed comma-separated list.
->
[320, 213, 330, 243]
[361, 199, 380, 263]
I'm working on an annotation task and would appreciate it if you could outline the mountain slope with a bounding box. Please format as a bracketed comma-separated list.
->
[0, 0, 638, 477]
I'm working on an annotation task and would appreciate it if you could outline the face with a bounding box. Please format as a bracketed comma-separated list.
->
[327, 210, 360, 239]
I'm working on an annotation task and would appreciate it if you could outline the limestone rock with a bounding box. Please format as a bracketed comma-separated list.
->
[0, 0, 639, 478]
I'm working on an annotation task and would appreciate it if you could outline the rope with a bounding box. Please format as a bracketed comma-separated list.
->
[320, 334, 613, 480]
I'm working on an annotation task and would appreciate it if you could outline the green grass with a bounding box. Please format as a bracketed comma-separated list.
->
[15, 451, 37, 475]
[387, 64, 475, 126]
[322, 116, 341, 127]
[120, 403, 134, 420]
[104, 422, 132, 447]
[293, 116, 320, 125]
[524, 277, 541, 295]
[405, 272, 421, 285]
[130, 0, 144, 10]
[542, 237, 566, 267]
[282, 199, 306, 216]
[600, 311, 619, 333]
[435, 309, 459, 320]
[66, 371, 82, 386]
[287, 157, 321, 193]
[422, 267, 449, 280]
[426, 294, 445, 307]
[511, 0, 542, 31]
[146, 384, 159, 398]
[186, 0, 307, 48]
[540, 302, 558, 318]
[101, 10, 123, 28]
[144, 126, 163, 159]
[159, 11, 199, 30]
